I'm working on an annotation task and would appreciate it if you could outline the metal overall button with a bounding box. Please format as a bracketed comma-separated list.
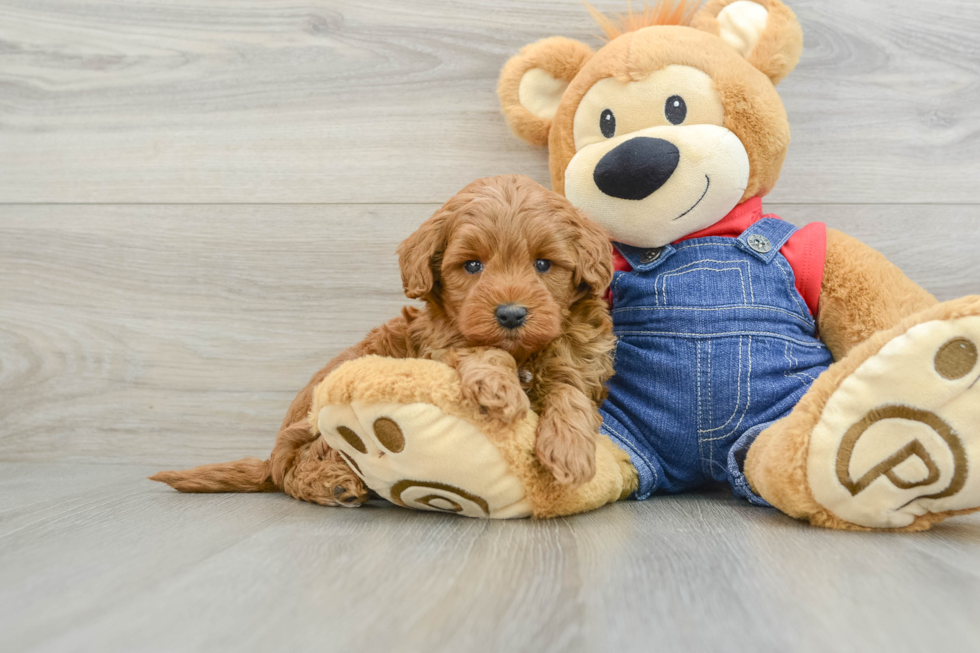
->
[640, 247, 664, 264]
[747, 234, 772, 254]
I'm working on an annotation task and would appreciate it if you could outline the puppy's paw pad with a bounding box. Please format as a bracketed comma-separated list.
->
[808, 316, 980, 528]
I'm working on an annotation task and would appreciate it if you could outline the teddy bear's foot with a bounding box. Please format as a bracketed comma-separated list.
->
[749, 297, 980, 531]
[317, 400, 533, 518]
[309, 355, 636, 519]
[311, 356, 535, 519]
[806, 311, 980, 529]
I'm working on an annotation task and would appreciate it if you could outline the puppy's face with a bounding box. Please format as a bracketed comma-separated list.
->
[398, 175, 612, 357]
[440, 208, 575, 355]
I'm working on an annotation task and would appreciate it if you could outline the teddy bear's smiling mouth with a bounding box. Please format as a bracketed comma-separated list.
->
[673, 175, 710, 221]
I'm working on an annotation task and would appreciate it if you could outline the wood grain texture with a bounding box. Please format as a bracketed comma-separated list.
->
[1, 0, 979, 203]
[0, 463, 977, 653]
[1, 2, 979, 650]
[1, 203, 977, 465]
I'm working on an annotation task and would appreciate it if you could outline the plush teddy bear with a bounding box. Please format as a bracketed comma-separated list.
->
[312, 0, 980, 530]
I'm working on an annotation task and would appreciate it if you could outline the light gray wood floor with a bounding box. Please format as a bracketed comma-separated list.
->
[2, 1, 980, 651]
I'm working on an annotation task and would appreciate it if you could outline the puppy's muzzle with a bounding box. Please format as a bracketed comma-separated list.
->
[495, 304, 527, 330]
[593, 137, 680, 201]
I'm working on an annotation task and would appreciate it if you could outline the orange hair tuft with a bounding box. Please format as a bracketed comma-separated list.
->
[585, 0, 702, 40]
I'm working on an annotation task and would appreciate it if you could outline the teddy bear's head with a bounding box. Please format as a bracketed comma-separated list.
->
[499, 0, 803, 248]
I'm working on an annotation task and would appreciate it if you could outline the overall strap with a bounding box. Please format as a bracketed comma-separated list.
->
[613, 242, 677, 272]
[735, 218, 798, 264]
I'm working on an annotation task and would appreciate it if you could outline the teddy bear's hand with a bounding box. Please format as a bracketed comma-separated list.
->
[445, 348, 530, 427]
[535, 384, 599, 487]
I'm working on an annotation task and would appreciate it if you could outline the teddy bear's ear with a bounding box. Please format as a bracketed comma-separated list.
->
[498, 37, 593, 146]
[692, 0, 803, 85]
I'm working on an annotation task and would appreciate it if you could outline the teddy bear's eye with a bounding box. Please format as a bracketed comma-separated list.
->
[600, 109, 616, 138]
[665, 95, 687, 125]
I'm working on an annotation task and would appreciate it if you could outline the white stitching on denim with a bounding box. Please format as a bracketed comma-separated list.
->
[612, 270, 624, 297]
[671, 241, 735, 251]
[669, 229, 809, 320]
[659, 262, 749, 305]
[611, 304, 814, 328]
[739, 244, 757, 302]
[700, 336, 744, 434]
[614, 330, 828, 348]
[707, 339, 713, 429]
[773, 255, 809, 320]
[702, 336, 752, 444]
[783, 340, 817, 386]
[747, 219, 797, 255]
[601, 422, 659, 486]
[696, 340, 704, 464]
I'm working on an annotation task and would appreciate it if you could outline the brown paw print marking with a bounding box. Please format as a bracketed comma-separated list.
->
[337, 426, 367, 454]
[935, 337, 978, 380]
[337, 451, 363, 478]
[389, 480, 490, 516]
[336, 418, 405, 456]
[334, 417, 407, 478]
[373, 417, 405, 453]
[836, 405, 966, 498]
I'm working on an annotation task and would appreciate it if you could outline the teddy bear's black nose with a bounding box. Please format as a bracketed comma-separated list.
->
[593, 137, 680, 201]
[496, 304, 527, 330]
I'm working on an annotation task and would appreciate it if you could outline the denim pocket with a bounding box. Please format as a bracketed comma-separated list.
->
[780, 338, 824, 390]
[697, 336, 751, 439]
[657, 257, 753, 307]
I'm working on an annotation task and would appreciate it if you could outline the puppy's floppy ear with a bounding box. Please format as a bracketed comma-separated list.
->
[567, 207, 614, 298]
[692, 0, 803, 85]
[397, 207, 451, 301]
[498, 37, 593, 146]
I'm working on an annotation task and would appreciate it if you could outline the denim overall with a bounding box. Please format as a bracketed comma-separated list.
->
[599, 218, 835, 504]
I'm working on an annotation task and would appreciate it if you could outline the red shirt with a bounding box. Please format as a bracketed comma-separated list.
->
[611, 197, 826, 317]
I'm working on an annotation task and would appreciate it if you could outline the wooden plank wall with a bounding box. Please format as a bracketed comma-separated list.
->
[2, 0, 979, 466]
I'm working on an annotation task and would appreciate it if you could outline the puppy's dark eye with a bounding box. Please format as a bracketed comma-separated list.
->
[665, 95, 687, 125]
[600, 109, 616, 138]
[463, 260, 483, 274]
[534, 259, 552, 273]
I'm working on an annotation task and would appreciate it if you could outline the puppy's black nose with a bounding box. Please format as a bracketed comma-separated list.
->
[495, 304, 527, 330]
[593, 137, 680, 201]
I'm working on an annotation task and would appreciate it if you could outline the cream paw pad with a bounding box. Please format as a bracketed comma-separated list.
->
[807, 316, 980, 528]
[307, 355, 635, 520]
[317, 399, 532, 519]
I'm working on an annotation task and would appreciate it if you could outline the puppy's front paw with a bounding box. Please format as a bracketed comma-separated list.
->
[536, 413, 597, 487]
[461, 371, 530, 426]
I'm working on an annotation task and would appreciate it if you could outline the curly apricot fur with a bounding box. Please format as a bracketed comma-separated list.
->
[151, 175, 616, 503]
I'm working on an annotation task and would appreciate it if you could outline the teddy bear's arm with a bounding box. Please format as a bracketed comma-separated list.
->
[817, 228, 938, 360]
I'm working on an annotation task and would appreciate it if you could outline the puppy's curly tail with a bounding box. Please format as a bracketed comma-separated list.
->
[149, 457, 278, 493]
